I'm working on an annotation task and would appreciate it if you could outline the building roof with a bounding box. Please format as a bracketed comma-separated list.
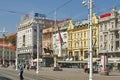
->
[0, 41, 16, 51]
[6, 33, 16, 37]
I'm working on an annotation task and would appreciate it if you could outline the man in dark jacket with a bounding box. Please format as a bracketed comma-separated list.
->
[19, 64, 24, 80]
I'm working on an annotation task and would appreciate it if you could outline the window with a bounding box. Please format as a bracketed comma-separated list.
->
[100, 35, 103, 41]
[34, 29, 37, 32]
[104, 23, 107, 31]
[84, 32, 86, 38]
[104, 42, 107, 50]
[63, 33, 67, 39]
[77, 33, 79, 39]
[111, 34, 113, 40]
[100, 24, 102, 31]
[100, 44, 102, 50]
[111, 22, 114, 28]
[111, 46, 113, 51]
[81, 42, 83, 47]
[77, 42, 79, 47]
[115, 31, 119, 38]
[23, 35, 25, 46]
[84, 41, 86, 47]
[74, 43, 76, 48]
[116, 41, 119, 50]
[104, 35, 107, 41]
[81, 33, 82, 38]
[74, 34, 76, 39]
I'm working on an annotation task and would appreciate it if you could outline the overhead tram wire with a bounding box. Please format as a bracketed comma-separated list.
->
[71, 1, 120, 21]
[0, 1, 120, 21]
[47, 0, 73, 18]
[55, 0, 73, 11]
[0, 8, 25, 15]
[93, 0, 120, 16]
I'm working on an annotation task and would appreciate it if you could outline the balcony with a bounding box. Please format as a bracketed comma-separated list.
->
[109, 27, 119, 32]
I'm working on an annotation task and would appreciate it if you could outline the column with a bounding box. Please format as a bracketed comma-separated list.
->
[118, 31, 120, 49]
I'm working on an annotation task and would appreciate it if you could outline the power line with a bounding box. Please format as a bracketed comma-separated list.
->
[71, 1, 120, 20]
[56, 0, 72, 11]
[47, 0, 73, 15]
[0, 8, 25, 15]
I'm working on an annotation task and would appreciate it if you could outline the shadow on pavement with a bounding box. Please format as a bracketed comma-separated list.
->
[0, 76, 12, 80]
[109, 74, 120, 76]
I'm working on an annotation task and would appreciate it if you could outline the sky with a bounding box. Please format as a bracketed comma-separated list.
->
[0, 0, 120, 36]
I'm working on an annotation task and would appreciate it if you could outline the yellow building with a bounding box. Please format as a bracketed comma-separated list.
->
[67, 13, 99, 61]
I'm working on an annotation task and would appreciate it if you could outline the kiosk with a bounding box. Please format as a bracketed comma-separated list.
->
[99, 50, 109, 75]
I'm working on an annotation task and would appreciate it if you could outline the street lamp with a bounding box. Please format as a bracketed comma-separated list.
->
[36, 21, 40, 74]
[16, 28, 18, 70]
[8, 43, 11, 66]
[36, 18, 44, 74]
[82, 0, 93, 80]
[54, 10, 57, 68]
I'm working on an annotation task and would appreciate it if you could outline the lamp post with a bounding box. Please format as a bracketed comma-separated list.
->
[54, 10, 57, 68]
[35, 14, 45, 74]
[36, 20, 44, 73]
[36, 22, 40, 74]
[82, 0, 93, 80]
[16, 28, 18, 70]
[3, 35, 5, 65]
[8, 43, 11, 66]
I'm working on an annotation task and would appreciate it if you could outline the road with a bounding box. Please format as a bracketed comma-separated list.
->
[0, 67, 120, 80]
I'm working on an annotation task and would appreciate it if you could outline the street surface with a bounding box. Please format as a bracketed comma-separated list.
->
[0, 67, 120, 80]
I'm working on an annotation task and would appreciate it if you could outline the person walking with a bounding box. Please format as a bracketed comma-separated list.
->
[19, 64, 24, 80]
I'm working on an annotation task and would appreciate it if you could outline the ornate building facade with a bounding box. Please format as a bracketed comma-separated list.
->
[99, 8, 120, 58]
[53, 18, 71, 59]
[67, 13, 99, 61]
[17, 13, 50, 64]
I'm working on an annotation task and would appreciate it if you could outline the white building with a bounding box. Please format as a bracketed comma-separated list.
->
[17, 13, 45, 64]
[53, 18, 71, 59]
[99, 8, 120, 58]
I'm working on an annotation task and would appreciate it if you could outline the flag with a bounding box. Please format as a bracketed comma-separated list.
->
[57, 26, 63, 46]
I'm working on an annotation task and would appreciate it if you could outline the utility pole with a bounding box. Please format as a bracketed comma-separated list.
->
[36, 21, 40, 74]
[16, 27, 18, 70]
[8, 43, 11, 66]
[54, 10, 57, 68]
[36, 17, 44, 74]
[0, 28, 7, 65]
[82, 0, 93, 80]
[89, 0, 93, 80]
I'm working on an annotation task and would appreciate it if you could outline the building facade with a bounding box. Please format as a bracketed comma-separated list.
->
[99, 8, 120, 58]
[53, 18, 71, 59]
[0, 42, 15, 65]
[17, 13, 46, 64]
[42, 26, 54, 56]
[67, 14, 99, 61]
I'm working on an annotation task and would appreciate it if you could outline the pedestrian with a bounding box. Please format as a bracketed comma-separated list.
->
[84, 64, 88, 73]
[27, 64, 30, 70]
[19, 64, 24, 80]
